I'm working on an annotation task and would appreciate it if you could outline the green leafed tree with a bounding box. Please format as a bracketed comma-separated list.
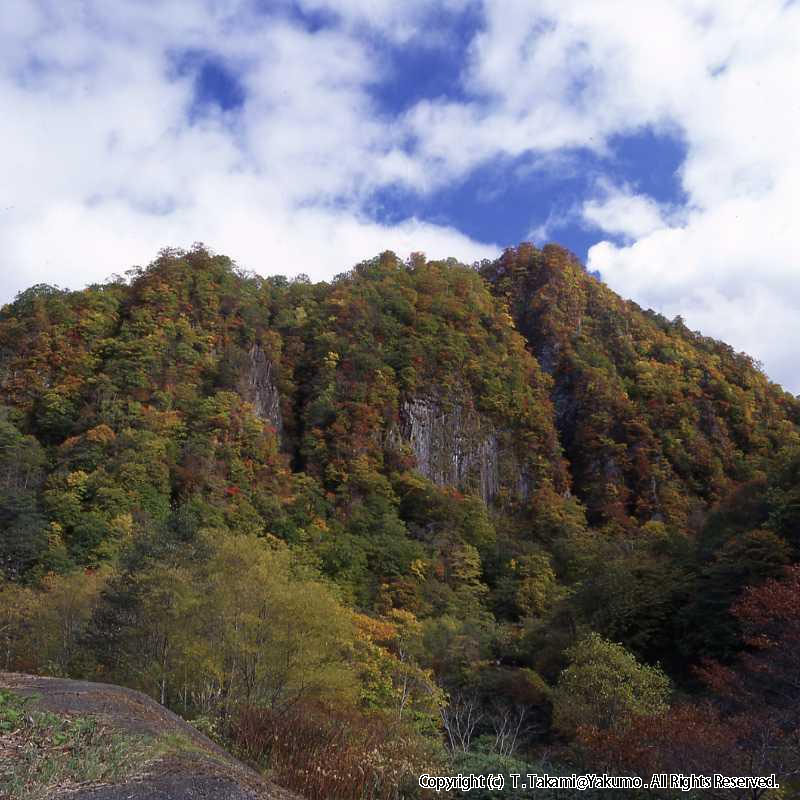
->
[552, 632, 671, 735]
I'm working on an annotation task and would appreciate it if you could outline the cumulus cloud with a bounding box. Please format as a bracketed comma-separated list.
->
[0, 0, 495, 300]
[404, 0, 799, 390]
[582, 181, 676, 240]
[1, 0, 798, 391]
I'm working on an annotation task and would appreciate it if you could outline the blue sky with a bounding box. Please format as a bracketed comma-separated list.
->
[1, 0, 798, 391]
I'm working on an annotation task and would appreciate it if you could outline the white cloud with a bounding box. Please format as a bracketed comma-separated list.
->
[0, 0, 495, 301]
[404, 0, 800, 391]
[582, 182, 675, 240]
[1, 0, 798, 392]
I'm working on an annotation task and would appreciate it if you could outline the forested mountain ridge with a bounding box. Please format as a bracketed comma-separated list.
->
[2, 243, 799, 798]
[481, 244, 800, 528]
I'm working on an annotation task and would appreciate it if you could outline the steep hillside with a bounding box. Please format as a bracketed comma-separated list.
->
[2, 243, 799, 796]
[481, 243, 800, 529]
[4, 246, 795, 573]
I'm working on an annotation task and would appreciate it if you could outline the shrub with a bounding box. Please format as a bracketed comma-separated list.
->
[231, 699, 444, 800]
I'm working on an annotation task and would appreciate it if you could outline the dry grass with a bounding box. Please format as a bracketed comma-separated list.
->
[0, 689, 152, 799]
[231, 700, 442, 800]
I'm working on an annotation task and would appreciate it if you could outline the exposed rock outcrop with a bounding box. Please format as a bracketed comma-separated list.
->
[389, 391, 544, 505]
[0, 673, 301, 800]
[247, 344, 283, 437]
[398, 395, 500, 504]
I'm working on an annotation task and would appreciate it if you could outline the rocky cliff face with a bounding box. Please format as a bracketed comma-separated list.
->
[392, 393, 534, 505]
[398, 395, 499, 503]
[247, 344, 283, 437]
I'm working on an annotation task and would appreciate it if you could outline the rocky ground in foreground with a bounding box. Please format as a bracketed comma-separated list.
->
[0, 673, 301, 800]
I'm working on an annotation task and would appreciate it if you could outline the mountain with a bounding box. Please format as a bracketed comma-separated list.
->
[480, 243, 799, 529]
[2, 243, 798, 797]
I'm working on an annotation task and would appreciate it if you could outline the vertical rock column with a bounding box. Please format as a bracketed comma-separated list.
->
[247, 344, 283, 439]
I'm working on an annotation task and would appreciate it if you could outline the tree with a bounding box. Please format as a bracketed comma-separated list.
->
[31, 568, 109, 675]
[681, 529, 791, 662]
[192, 533, 359, 716]
[700, 564, 800, 731]
[0, 416, 50, 579]
[440, 689, 484, 754]
[352, 610, 443, 733]
[0, 580, 36, 670]
[552, 633, 670, 735]
[86, 532, 361, 717]
[582, 568, 800, 798]
[84, 562, 197, 703]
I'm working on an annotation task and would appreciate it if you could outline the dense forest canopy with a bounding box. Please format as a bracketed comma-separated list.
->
[2, 243, 799, 799]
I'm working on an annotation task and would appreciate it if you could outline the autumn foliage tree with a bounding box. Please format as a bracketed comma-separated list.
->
[700, 566, 800, 714]
[581, 567, 800, 797]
